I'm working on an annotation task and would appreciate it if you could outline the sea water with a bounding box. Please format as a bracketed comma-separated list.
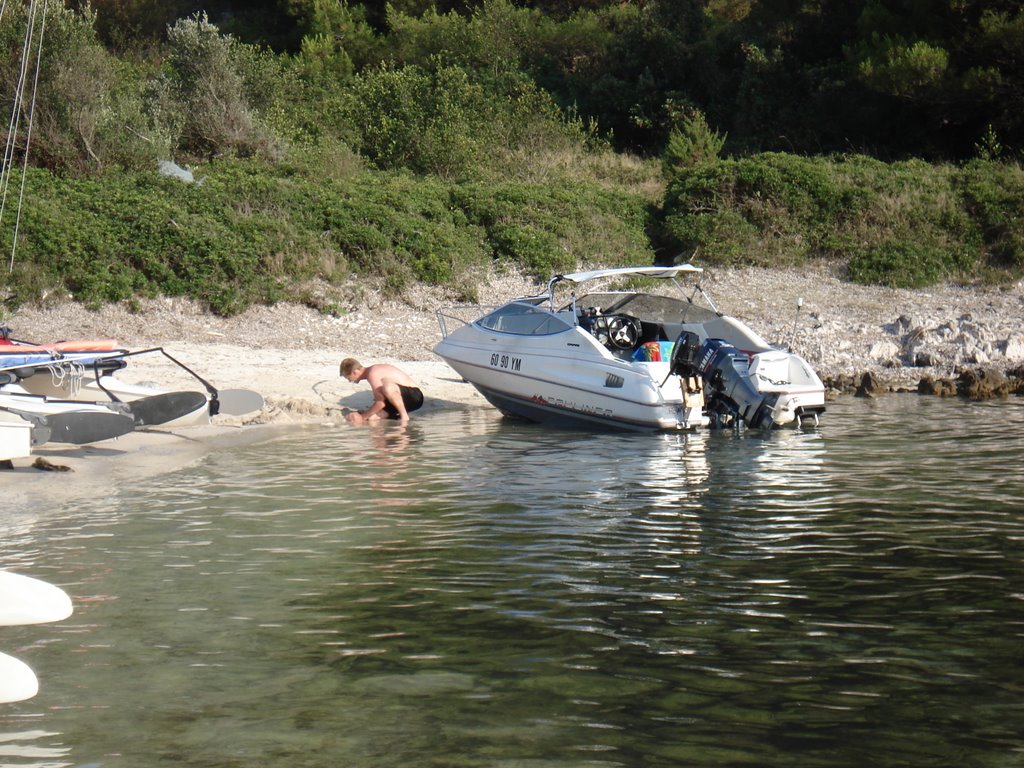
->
[1, 395, 1023, 767]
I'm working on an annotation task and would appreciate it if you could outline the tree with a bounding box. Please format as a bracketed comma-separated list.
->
[662, 110, 727, 178]
[0, 3, 166, 171]
[163, 14, 272, 158]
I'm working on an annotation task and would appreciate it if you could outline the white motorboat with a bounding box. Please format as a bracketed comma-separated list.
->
[434, 265, 825, 431]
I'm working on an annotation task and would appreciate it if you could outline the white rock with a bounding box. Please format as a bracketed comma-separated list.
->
[1004, 336, 1024, 361]
[869, 341, 900, 360]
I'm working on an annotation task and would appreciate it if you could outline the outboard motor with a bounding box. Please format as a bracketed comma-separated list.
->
[697, 339, 779, 429]
[669, 330, 701, 378]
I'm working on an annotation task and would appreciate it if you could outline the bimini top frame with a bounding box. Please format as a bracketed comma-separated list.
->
[541, 264, 717, 319]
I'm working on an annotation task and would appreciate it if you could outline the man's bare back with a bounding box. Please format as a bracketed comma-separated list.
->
[362, 363, 417, 391]
[340, 358, 423, 424]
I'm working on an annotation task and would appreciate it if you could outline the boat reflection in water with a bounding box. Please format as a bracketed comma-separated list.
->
[439, 414, 835, 608]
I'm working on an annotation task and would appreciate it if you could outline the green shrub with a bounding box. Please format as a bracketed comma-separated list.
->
[848, 240, 972, 288]
[296, 33, 354, 85]
[660, 154, 855, 265]
[661, 209, 760, 265]
[955, 159, 1024, 269]
[290, 0, 380, 69]
[163, 14, 278, 160]
[0, 4, 166, 172]
[387, 0, 538, 77]
[659, 152, 1005, 283]
[342, 63, 496, 179]
[310, 172, 489, 292]
[2, 164, 308, 314]
[454, 181, 653, 276]
[341, 60, 599, 182]
[4, 148, 1021, 316]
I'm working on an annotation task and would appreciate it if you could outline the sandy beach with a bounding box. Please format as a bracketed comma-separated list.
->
[4, 263, 1023, 493]
[1, 353, 489, 499]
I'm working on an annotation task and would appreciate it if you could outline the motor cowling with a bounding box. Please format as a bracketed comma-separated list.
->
[669, 330, 702, 378]
[697, 339, 779, 429]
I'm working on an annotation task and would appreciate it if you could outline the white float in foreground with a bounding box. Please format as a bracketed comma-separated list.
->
[1, 570, 73, 704]
[0, 650, 39, 703]
[0, 571, 74, 626]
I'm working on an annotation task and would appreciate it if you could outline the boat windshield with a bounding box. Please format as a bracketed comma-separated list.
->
[476, 302, 574, 336]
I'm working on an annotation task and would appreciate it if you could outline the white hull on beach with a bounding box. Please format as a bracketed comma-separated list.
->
[1, 335, 266, 441]
[14, 375, 213, 428]
[0, 420, 32, 461]
[435, 265, 826, 432]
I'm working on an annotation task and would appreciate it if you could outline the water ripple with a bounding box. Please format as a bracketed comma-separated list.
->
[2, 398, 1023, 767]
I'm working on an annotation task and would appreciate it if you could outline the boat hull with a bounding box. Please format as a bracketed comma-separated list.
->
[0, 392, 137, 445]
[474, 384, 692, 431]
[0, 421, 32, 461]
[434, 264, 826, 431]
[435, 329, 706, 432]
[12, 376, 211, 427]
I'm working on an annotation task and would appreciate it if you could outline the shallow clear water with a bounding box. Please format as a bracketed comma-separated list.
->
[2, 395, 1024, 768]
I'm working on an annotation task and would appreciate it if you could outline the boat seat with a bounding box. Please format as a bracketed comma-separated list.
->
[638, 320, 663, 344]
[660, 322, 689, 341]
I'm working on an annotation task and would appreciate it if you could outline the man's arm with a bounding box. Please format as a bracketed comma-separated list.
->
[346, 365, 404, 424]
[360, 387, 388, 419]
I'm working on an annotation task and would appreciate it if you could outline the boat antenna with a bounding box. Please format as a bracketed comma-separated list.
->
[787, 297, 804, 351]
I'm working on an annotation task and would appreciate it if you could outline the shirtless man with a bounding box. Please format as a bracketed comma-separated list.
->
[340, 358, 424, 424]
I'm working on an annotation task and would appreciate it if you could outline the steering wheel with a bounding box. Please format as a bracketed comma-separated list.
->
[590, 314, 640, 351]
[607, 315, 640, 350]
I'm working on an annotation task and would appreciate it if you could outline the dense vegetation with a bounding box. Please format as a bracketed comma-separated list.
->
[0, 0, 1021, 315]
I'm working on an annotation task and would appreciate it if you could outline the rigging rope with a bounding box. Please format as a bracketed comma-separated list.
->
[9, 0, 47, 273]
[49, 360, 85, 399]
[1, 0, 46, 274]
[0, 2, 36, 229]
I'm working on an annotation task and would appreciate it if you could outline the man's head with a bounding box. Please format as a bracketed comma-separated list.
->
[340, 358, 363, 381]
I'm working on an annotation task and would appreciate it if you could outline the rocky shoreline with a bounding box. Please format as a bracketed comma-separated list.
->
[816, 306, 1024, 400]
[814, 310, 1024, 400]
[828, 366, 1024, 400]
